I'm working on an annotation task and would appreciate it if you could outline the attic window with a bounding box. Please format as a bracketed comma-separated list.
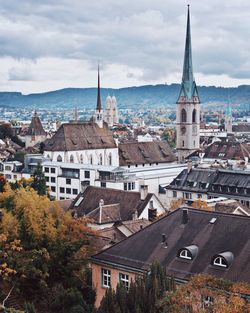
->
[179, 249, 192, 260]
[178, 245, 198, 260]
[213, 256, 227, 268]
[211, 252, 234, 268]
[74, 196, 84, 207]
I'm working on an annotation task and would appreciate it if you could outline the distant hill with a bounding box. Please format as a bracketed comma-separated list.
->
[0, 84, 250, 110]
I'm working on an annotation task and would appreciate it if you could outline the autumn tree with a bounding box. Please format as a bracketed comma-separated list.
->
[157, 274, 250, 313]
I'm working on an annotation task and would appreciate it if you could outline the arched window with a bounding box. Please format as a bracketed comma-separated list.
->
[99, 154, 103, 165]
[179, 249, 192, 260]
[108, 153, 112, 166]
[89, 154, 93, 165]
[192, 109, 197, 123]
[80, 154, 83, 164]
[181, 108, 187, 123]
[213, 256, 227, 268]
[70, 155, 74, 163]
[57, 155, 62, 162]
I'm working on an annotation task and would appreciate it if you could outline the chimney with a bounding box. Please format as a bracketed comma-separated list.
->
[187, 161, 192, 173]
[182, 208, 189, 225]
[161, 233, 166, 243]
[140, 224, 143, 230]
[133, 209, 138, 220]
[99, 199, 104, 224]
[140, 184, 148, 201]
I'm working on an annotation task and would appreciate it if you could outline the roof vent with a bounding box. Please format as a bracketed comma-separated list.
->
[182, 208, 189, 225]
[161, 233, 166, 243]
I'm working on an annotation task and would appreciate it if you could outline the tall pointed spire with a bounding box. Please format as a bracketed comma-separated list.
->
[178, 5, 199, 102]
[96, 64, 102, 112]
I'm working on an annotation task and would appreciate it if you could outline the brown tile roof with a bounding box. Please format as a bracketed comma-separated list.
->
[118, 219, 151, 233]
[204, 141, 250, 160]
[70, 186, 153, 221]
[215, 200, 250, 215]
[92, 208, 250, 284]
[87, 203, 121, 224]
[44, 122, 117, 151]
[27, 112, 46, 136]
[118, 141, 175, 166]
[233, 123, 250, 133]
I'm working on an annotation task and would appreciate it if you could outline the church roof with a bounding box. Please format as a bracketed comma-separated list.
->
[96, 65, 102, 112]
[43, 122, 117, 151]
[225, 103, 232, 117]
[27, 112, 46, 136]
[118, 141, 176, 166]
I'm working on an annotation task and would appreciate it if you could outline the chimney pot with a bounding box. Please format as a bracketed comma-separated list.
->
[162, 233, 166, 243]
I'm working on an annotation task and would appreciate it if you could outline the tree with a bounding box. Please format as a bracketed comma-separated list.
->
[157, 274, 250, 313]
[192, 199, 210, 211]
[30, 164, 47, 196]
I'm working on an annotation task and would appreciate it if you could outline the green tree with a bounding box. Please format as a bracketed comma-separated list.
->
[30, 164, 47, 196]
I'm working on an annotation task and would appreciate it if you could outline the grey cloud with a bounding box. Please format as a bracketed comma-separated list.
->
[0, 0, 250, 84]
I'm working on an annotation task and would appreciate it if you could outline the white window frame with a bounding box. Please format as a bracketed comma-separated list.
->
[119, 273, 129, 289]
[213, 256, 227, 268]
[102, 268, 111, 288]
[179, 249, 192, 260]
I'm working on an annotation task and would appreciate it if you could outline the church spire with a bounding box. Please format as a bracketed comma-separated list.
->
[96, 64, 102, 112]
[178, 5, 199, 102]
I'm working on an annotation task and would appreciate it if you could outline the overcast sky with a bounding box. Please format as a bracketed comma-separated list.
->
[0, 0, 250, 94]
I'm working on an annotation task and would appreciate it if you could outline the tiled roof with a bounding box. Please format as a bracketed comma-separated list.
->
[233, 123, 250, 133]
[204, 141, 250, 160]
[70, 186, 153, 221]
[92, 208, 250, 284]
[27, 112, 46, 136]
[118, 141, 175, 166]
[44, 122, 117, 151]
[87, 203, 121, 224]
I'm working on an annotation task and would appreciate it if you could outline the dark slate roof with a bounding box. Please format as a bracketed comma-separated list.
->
[204, 141, 250, 160]
[233, 123, 250, 133]
[27, 112, 46, 136]
[70, 186, 154, 221]
[87, 203, 121, 224]
[167, 168, 217, 193]
[44, 122, 116, 151]
[118, 141, 175, 166]
[92, 208, 250, 284]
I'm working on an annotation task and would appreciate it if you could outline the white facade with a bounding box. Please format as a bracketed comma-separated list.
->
[44, 147, 119, 167]
[0, 161, 22, 182]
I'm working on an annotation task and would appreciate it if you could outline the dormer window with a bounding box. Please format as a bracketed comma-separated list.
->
[179, 249, 192, 260]
[178, 245, 198, 261]
[211, 252, 234, 268]
[213, 256, 227, 267]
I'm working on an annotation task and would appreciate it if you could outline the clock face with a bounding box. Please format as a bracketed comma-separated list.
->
[181, 126, 186, 134]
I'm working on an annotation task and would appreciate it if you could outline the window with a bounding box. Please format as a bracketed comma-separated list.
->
[51, 168, 56, 174]
[213, 256, 227, 268]
[197, 194, 202, 199]
[108, 153, 112, 166]
[44, 167, 49, 173]
[51, 186, 56, 192]
[70, 155, 74, 163]
[13, 175, 17, 179]
[102, 269, 111, 288]
[179, 249, 192, 260]
[192, 109, 196, 123]
[57, 155, 62, 162]
[5, 174, 11, 180]
[89, 154, 93, 165]
[85, 171, 90, 179]
[60, 187, 65, 193]
[181, 108, 187, 123]
[80, 154, 83, 164]
[45, 176, 49, 182]
[101, 182, 106, 188]
[173, 191, 177, 198]
[66, 178, 71, 185]
[119, 273, 129, 289]
[66, 188, 71, 194]
[124, 183, 127, 191]
[99, 154, 103, 165]
[5, 166, 11, 171]
[73, 189, 78, 195]
[51, 177, 55, 183]
[182, 140, 185, 147]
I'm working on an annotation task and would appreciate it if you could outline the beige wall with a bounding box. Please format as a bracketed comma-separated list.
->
[92, 262, 137, 308]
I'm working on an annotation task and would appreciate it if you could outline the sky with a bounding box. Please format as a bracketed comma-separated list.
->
[0, 0, 250, 94]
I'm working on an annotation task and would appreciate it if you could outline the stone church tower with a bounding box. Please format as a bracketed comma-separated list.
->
[104, 95, 119, 127]
[176, 5, 200, 163]
[94, 65, 104, 128]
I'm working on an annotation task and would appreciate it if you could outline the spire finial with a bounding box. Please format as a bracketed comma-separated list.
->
[96, 63, 102, 112]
